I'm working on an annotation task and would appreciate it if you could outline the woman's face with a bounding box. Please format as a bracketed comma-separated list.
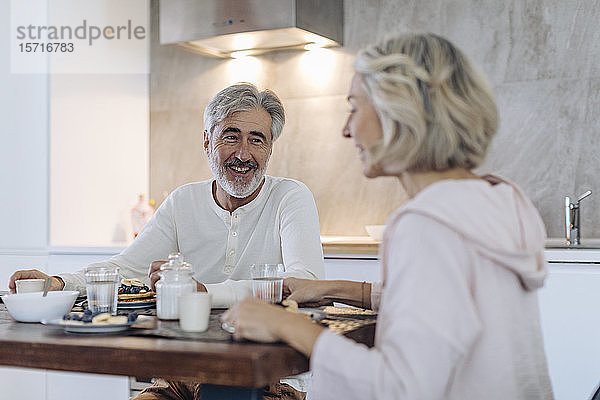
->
[343, 74, 384, 178]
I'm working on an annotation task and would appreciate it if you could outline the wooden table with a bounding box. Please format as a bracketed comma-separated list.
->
[0, 305, 374, 399]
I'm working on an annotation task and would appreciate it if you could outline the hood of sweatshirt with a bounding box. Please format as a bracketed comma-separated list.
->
[393, 175, 548, 291]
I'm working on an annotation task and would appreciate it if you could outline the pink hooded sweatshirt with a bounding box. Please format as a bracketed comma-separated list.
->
[310, 176, 554, 400]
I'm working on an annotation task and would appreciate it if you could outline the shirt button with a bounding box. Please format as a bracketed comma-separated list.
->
[224, 266, 233, 274]
[231, 232, 237, 237]
[229, 250, 235, 256]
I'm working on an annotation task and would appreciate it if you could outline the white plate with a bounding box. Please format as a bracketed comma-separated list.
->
[42, 318, 132, 333]
[118, 300, 156, 309]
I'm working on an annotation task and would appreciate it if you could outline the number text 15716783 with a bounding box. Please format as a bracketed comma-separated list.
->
[18, 42, 74, 53]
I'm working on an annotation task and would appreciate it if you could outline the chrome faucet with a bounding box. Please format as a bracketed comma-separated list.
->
[565, 190, 592, 245]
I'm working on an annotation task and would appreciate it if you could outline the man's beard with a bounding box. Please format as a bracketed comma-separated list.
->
[208, 153, 268, 198]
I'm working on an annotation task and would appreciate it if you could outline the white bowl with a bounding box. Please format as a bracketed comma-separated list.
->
[365, 225, 386, 241]
[1, 291, 79, 323]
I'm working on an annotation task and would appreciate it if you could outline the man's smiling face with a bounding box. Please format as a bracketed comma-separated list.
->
[204, 108, 273, 199]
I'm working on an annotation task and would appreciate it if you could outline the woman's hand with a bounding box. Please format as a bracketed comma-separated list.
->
[221, 297, 290, 343]
[222, 297, 325, 357]
[285, 278, 372, 309]
[284, 278, 334, 306]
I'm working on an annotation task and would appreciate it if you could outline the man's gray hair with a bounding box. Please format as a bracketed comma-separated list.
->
[203, 83, 285, 142]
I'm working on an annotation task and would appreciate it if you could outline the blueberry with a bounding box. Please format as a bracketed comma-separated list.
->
[81, 314, 93, 323]
[127, 311, 138, 323]
[62, 314, 70, 320]
[83, 309, 92, 316]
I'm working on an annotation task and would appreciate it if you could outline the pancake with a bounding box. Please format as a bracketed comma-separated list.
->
[118, 292, 156, 303]
[118, 278, 155, 303]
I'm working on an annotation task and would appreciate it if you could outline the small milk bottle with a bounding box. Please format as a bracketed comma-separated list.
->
[156, 253, 197, 320]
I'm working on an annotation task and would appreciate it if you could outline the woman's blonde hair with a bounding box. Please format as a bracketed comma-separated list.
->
[355, 33, 499, 173]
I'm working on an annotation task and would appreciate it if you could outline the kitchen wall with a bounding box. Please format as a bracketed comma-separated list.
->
[150, 0, 600, 239]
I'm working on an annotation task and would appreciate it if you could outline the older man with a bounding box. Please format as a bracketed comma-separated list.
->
[9, 83, 324, 307]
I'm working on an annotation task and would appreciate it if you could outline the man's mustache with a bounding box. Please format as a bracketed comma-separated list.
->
[224, 158, 258, 170]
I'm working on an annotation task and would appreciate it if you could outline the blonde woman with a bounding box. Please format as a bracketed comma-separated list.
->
[223, 33, 554, 399]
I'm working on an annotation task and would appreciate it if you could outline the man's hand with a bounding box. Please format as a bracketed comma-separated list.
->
[148, 260, 167, 291]
[148, 260, 207, 292]
[195, 281, 208, 292]
[8, 269, 64, 294]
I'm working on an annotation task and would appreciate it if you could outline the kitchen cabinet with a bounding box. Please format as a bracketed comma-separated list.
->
[538, 250, 600, 400]
[0, 366, 45, 400]
[322, 236, 380, 282]
[46, 371, 129, 400]
[538, 264, 600, 399]
[324, 256, 380, 282]
[0, 368, 130, 400]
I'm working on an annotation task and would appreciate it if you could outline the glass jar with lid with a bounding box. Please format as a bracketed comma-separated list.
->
[156, 253, 197, 320]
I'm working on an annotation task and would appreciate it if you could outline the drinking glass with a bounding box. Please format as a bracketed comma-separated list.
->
[85, 266, 120, 315]
[250, 264, 285, 303]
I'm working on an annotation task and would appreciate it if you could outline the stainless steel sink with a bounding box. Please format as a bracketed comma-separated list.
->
[545, 238, 600, 250]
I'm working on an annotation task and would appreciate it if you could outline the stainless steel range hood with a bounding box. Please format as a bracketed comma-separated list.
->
[159, 0, 343, 58]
